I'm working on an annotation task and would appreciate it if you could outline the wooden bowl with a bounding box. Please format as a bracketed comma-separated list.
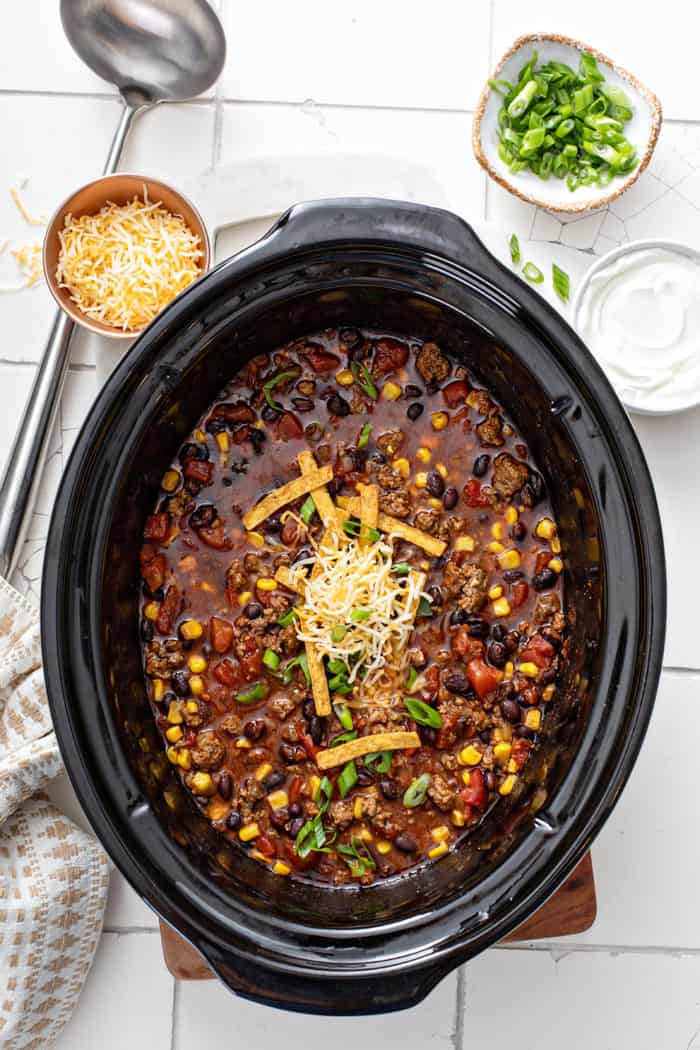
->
[43, 173, 210, 338]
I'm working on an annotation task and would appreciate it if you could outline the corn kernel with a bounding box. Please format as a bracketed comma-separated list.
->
[239, 823, 260, 842]
[186, 700, 199, 713]
[518, 662, 539, 678]
[189, 675, 204, 696]
[336, 495, 350, 509]
[431, 825, 450, 843]
[188, 655, 207, 674]
[525, 709, 542, 731]
[431, 411, 449, 431]
[497, 548, 521, 570]
[191, 772, 215, 795]
[383, 381, 402, 401]
[143, 601, 160, 621]
[352, 797, 363, 819]
[193, 429, 206, 443]
[542, 684, 556, 702]
[179, 555, 197, 573]
[267, 790, 289, 810]
[420, 559, 431, 571]
[499, 774, 517, 796]
[392, 457, 410, 479]
[254, 762, 273, 782]
[549, 557, 564, 573]
[416, 447, 432, 463]
[180, 619, 203, 641]
[238, 590, 252, 607]
[494, 724, 512, 743]
[573, 487, 585, 508]
[461, 770, 471, 786]
[455, 535, 476, 553]
[161, 469, 180, 492]
[466, 390, 481, 407]
[415, 472, 428, 489]
[428, 841, 449, 859]
[493, 597, 511, 617]
[536, 517, 557, 540]
[249, 849, 267, 862]
[491, 522, 504, 540]
[459, 745, 482, 767]
[165, 725, 183, 743]
[208, 799, 229, 821]
[309, 775, 321, 798]
[163, 789, 179, 811]
[376, 840, 392, 855]
[273, 860, 291, 876]
[247, 531, 265, 548]
[235, 737, 252, 749]
[505, 506, 518, 525]
[335, 369, 354, 386]
[486, 542, 504, 555]
[530, 787, 548, 813]
[428, 497, 443, 510]
[488, 584, 503, 600]
[357, 828, 373, 842]
[167, 701, 183, 724]
[451, 809, 465, 827]
[551, 535, 562, 554]
[166, 746, 179, 765]
[176, 749, 191, 770]
[256, 577, 277, 592]
[152, 678, 165, 703]
[436, 463, 448, 478]
[507, 758, 518, 773]
[493, 742, 512, 764]
[215, 432, 229, 453]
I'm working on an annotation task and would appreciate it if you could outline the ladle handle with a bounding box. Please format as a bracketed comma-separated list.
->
[0, 101, 139, 580]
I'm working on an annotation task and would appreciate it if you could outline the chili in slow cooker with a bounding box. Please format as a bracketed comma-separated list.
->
[139, 328, 567, 884]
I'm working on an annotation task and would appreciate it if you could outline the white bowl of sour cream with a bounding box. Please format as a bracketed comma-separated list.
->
[572, 240, 700, 415]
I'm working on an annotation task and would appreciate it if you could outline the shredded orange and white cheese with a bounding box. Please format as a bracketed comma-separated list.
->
[56, 193, 204, 331]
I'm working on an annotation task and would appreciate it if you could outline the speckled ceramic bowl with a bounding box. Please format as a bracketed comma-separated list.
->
[473, 33, 662, 214]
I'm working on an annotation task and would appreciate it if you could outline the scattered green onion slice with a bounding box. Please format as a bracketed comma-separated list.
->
[350, 359, 378, 399]
[331, 624, 348, 643]
[522, 261, 544, 284]
[405, 666, 419, 694]
[235, 682, 268, 704]
[295, 777, 334, 858]
[262, 369, 300, 412]
[316, 776, 334, 807]
[552, 263, 571, 302]
[338, 759, 358, 798]
[282, 651, 311, 688]
[357, 422, 372, 448]
[403, 773, 432, 808]
[416, 595, 434, 618]
[342, 518, 380, 543]
[337, 837, 376, 877]
[405, 697, 443, 728]
[300, 494, 316, 524]
[276, 607, 298, 628]
[364, 750, 393, 774]
[328, 658, 349, 676]
[509, 233, 521, 264]
[350, 607, 371, 622]
[334, 704, 354, 730]
[262, 648, 280, 672]
[392, 561, 411, 576]
[331, 729, 358, 748]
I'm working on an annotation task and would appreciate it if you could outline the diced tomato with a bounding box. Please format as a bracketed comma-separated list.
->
[156, 584, 181, 634]
[232, 424, 252, 446]
[436, 712, 458, 750]
[184, 459, 213, 483]
[255, 835, 276, 858]
[462, 479, 491, 508]
[210, 616, 234, 654]
[373, 337, 409, 374]
[238, 637, 263, 681]
[521, 685, 542, 706]
[211, 401, 256, 423]
[140, 542, 158, 566]
[452, 626, 485, 662]
[511, 737, 531, 769]
[276, 412, 304, 440]
[520, 634, 555, 668]
[142, 553, 166, 592]
[306, 349, 340, 373]
[288, 775, 303, 805]
[281, 517, 301, 546]
[511, 581, 529, 608]
[466, 658, 503, 699]
[442, 380, 469, 408]
[144, 513, 170, 542]
[535, 550, 553, 574]
[295, 719, 318, 760]
[213, 659, 238, 687]
[199, 521, 231, 549]
[460, 768, 488, 811]
[422, 664, 440, 697]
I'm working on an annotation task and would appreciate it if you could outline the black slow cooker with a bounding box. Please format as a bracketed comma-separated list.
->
[42, 199, 665, 1013]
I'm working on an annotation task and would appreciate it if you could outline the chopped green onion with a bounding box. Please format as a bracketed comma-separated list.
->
[327, 658, 349, 675]
[262, 369, 300, 412]
[235, 682, 268, 704]
[295, 778, 335, 858]
[331, 730, 358, 748]
[337, 836, 376, 877]
[316, 776, 334, 808]
[331, 624, 348, 643]
[357, 422, 372, 449]
[507, 78, 538, 119]
[522, 261, 544, 284]
[552, 263, 571, 303]
[405, 666, 419, 694]
[282, 651, 311, 688]
[300, 494, 316, 524]
[489, 78, 514, 97]
[392, 561, 411, 576]
[342, 518, 380, 543]
[364, 750, 393, 773]
[509, 233, 521, 265]
[350, 359, 378, 399]
[350, 607, 371, 622]
[416, 595, 434, 618]
[276, 607, 299, 628]
[405, 697, 443, 728]
[334, 704, 354, 730]
[338, 759, 358, 798]
[403, 772, 431, 808]
[262, 648, 280, 672]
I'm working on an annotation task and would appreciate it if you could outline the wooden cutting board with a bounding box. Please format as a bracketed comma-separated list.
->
[160, 852, 595, 979]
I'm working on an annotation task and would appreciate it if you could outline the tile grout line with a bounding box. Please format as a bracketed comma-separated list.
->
[170, 979, 179, 1050]
[452, 965, 467, 1050]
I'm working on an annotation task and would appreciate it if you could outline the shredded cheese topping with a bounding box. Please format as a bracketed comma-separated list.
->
[0, 187, 46, 293]
[292, 528, 427, 698]
[11, 187, 47, 226]
[56, 193, 203, 331]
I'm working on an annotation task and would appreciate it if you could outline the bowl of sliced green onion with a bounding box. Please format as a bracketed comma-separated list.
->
[473, 33, 662, 214]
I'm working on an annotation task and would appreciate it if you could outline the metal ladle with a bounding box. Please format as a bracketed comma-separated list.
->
[0, 0, 225, 578]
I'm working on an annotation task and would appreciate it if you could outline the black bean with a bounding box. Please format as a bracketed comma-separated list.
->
[540, 627, 562, 651]
[442, 486, 458, 510]
[263, 770, 286, 792]
[379, 777, 399, 801]
[302, 698, 315, 720]
[270, 808, 289, 830]
[407, 402, 424, 421]
[368, 450, 387, 465]
[405, 384, 423, 398]
[194, 795, 211, 808]
[161, 691, 176, 709]
[426, 471, 445, 497]
[171, 670, 191, 696]
[288, 816, 305, 837]
[261, 404, 281, 422]
[245, 601, 264, 620]
[473, 454, 490, 477]
[205, 416, 227, 435]
[339, 326, 362, 349]
[511, 521, 527, 542]
[394, 832, 419, 854]
[292, 547, 311, 565]
[188, 503, 218, 530]
[444, 672, 472, 696]
[249, 428, 266, 454]
[501, 698, 522, 723]
[479, 729, 491, 744]
[484, 770, 496, 792]
[528, 471, 545, 504]
[308, 715, 325, 746]
[288, 802, 303, 817]
[222, 477, 233, 487]
[280, 743, 304, 763]
[427, 585, 442, 606]
[491, 624, 506, 642]
[292, 397, 314, 413]
[487, 641, 507, 668]
[503, 569, 524, 583]
[226, 810, 242, 831]
[432, 554, 448, 570]
[420, 726, 438, 746]
[218, 774, 232, 800]
[327, 393, 350, 417]
[140, 619, 154, 643]
[265, 513, 282, 534]
[179, 442, 208, 464]
[532, 568, 557, 591]
[466, 615, 489, 639]
[327, 477, 343, 497]
[516, 725, 535, 739]
[243, 718, 266, 741]
[505, 630, 521, 652]
[356, 768, 374, 787]
[450, 607, 468, 626]
[142, 581, 164, 601]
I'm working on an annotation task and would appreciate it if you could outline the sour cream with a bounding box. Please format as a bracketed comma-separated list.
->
[576, 246, 700, 413]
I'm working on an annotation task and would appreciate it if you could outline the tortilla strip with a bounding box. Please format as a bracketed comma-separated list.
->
[297, 450, 337, 526]
[242, 465, 334, 530]
[345, 497, 447, 556]
[359, 483, 378, 547]
[305, 640, 331, 716]
[316, 731, 421, 770]
[274, 565, 306, 596]
[406, 569, 427, 624]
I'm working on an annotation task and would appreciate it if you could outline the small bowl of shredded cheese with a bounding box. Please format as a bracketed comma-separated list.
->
[43, 173, 209, 337]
